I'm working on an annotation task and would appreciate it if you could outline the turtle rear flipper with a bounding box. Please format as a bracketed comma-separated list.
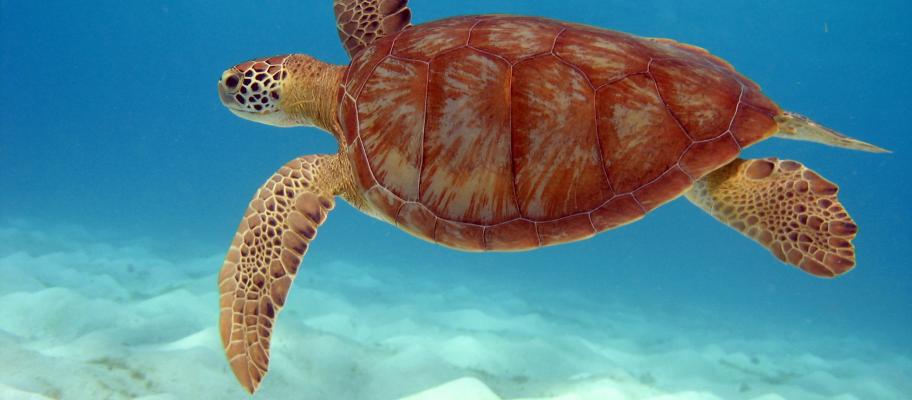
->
[686, 158, 858, 278]
[775, 111, 890, 153]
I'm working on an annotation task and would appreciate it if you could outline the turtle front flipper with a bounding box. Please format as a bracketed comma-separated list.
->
[334, 0, 412, 57]
[686, 158, 858, 278]
[219, 154, 340, 393]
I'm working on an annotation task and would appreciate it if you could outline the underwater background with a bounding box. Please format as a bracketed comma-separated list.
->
[1, 0, 910, 399]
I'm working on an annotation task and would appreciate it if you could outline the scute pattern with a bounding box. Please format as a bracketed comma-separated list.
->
[339, 15, 781, 251]
[596, 74, 690, 193]
[392, 16, 476, 61]
[512, 55, 612, 219]
[421, 48, 516, 225]
[649, 58, 742, 140]
[358, 57, 427, 200]
[554, 28, 651, 87]
[470, 16, 563, 63]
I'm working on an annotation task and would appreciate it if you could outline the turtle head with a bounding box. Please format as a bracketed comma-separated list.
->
[218, 54, 343, 131]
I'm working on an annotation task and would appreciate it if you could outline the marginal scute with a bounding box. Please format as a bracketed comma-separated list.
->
[591, 195, 645, 231]
[635, 167, 693, 212]
[730, 104, 778, 147]
[679, 133, 741, 178]
[397, 203, 437, 239]
[554, 28, 650, 87]
[345, 37, 395, 96]
[743, 85, 781, 116]
[435, 219, 485, 251]
[366, 186, 403, 223]
[650, 58, 742, 140]
[648, 38, 736, 73]
[348, 138, 377, 190]
[470, 16, 563, 62]
[537, 214, 596, 246]
[485, 219, 539, 250]
[392, 16, 476, 61]
[339, 95, 359, 145]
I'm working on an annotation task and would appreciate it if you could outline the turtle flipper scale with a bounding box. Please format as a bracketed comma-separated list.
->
[334, 0, 412, 58]
[218, 155, 338, 393]
[686, 158, 858, 278]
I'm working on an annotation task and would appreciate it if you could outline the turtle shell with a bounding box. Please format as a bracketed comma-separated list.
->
[337, 15, 781, 251]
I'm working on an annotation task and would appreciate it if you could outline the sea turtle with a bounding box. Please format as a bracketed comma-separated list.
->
[216, 0, 887, 393]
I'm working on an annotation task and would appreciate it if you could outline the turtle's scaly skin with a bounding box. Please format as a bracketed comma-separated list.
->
[333, 0, 412, 57]
[337, 15, 781, 251]
[686, 158, 858, 277]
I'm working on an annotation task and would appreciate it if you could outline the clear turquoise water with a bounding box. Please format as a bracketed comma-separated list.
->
[1, 1, 909, 399]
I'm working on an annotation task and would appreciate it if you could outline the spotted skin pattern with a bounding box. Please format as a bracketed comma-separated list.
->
[339, 15, 781, 251]
[223, 56, 289, 113]
[686, 158, 858, 277]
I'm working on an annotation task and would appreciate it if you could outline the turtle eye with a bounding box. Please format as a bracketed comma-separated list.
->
[224, 74, 240, 90]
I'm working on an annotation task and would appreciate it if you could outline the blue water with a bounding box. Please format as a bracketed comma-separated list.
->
[2, 0, 910, 398]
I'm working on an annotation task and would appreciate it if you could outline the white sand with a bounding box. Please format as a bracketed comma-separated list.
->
[0, 223, 908, 400]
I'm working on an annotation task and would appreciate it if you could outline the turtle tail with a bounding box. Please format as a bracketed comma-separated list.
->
[774, 111, 890, 153]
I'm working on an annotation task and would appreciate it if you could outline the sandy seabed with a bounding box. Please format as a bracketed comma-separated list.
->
[0, 224, 908, 400]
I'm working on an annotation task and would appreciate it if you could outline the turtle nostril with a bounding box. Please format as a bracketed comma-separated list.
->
[225, 74, 240, 90]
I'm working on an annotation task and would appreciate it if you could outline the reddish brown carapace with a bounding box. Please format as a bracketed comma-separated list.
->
[337, 15, 782, 251]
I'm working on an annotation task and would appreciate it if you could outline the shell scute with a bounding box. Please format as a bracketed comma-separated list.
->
[345, 37, 394, 97]
[596, 74, 690, 193]
[397, 203, 437, 239]
[731, 104, 779, 147]
[365, 186, 404, 224]
[591, 195, 645, 231]
[485, 219, 539, 251]
[650, 58, 742, 140]
[392, 16, 476, 61]
[512, 55, 612, 220]
[339, 95, 359, 144]
[435, 219, 485, 251]
[470, 16, 563, 63]
[648, 38, 736, 73]
[538, 215, 596, 247]
[420, 47, 516, 225]
[554, 28, 651, 87]
[634, 167, 694, 212]
[358, 57, 427, 200]
[680, 133, 741, 178]
[348, 138, 377, 191]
